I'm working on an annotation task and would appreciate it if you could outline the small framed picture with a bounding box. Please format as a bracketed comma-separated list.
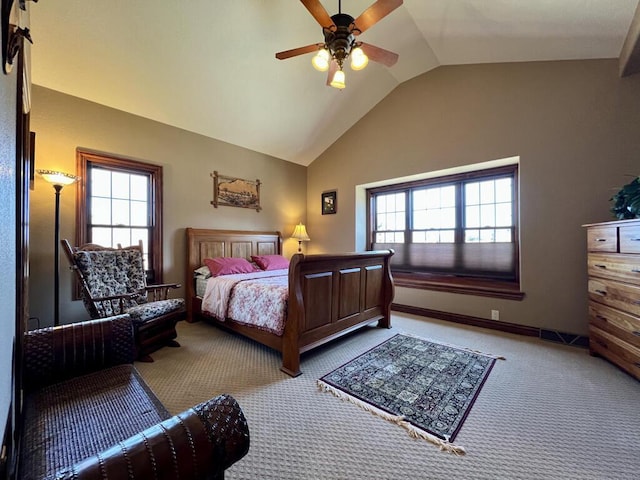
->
[322, 190, 337, 215]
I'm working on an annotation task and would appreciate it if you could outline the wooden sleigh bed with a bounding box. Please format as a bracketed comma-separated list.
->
[185, 228, 394, 376]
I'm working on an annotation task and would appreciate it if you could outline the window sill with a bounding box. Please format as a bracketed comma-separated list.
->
[392, 272, 525, 300]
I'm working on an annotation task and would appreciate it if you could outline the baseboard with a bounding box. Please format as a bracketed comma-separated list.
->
[390, 303, 589, 349]
[391, 303, 539, 337]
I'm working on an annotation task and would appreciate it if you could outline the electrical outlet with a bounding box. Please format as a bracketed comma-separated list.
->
[491, 309, 500, 320]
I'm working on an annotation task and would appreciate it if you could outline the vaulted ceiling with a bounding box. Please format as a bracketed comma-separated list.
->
[29, 1, 640, 166]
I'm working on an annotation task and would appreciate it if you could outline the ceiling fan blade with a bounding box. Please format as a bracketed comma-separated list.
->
[353, 0, 403, 35]
[360, 42, 399, 67]
[326, 60, 338, 86]
[276, 43, 324, 60]
[300, 0, 335, 29]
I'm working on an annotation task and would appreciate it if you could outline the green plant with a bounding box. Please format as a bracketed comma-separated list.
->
[610, 176, 640, 220]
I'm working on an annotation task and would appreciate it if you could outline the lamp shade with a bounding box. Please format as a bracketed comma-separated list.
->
[291, 223, 310, 242]
[329, 69, 346, 89]
[312, 48, 330, 72]
[350, 47, 369, 71]
[37, 169, 79, 187]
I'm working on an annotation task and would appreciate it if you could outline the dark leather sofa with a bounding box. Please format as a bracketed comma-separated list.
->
[18, 314, 250, 480]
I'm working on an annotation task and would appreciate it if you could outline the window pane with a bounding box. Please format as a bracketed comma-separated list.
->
[440, 230, 455, 243]
[393, 212, 405, 230]
[425, 209, 440, 229]
[92, 227, 112, 247]
[480, 180, 495, 204]
[91, 197, 111, 225]
[465, 229, 480, 243]
[480, 204, 495, 227]
[130, 200, 148, 226]
[394, 232, 405, 243]
[495, 178, 512, 203]
[413, 189, 426, 209]
[466, 205, 480, 228]
[495, 203, 512, 227]
[495, 228, 512, 242]
[465, 182, 479, 206]
[441, 186, 455, 207]
[113, 228, 132, 248]
[413, 231, 426, 243]
[111, 172, 130, 200]
[112, 199, 130, 225]
[425, 189, 440, 208]
[480, 229, 495, 242]
[92, 169, 111, 197]
[440, 207, 456, 228]
[426, 231, 440, 243]
[413, 210, 427, 229]
[130, 175, 148, 201]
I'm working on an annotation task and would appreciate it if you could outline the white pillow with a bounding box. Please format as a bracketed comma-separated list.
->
[194, 265, 211, 278]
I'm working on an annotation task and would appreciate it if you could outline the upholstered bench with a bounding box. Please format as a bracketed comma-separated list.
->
[19, 315, 249, 480]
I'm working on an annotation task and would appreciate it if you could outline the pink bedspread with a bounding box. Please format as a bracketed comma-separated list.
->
[201, 269, 288, 335]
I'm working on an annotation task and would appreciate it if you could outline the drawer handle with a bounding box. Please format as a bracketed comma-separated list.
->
[594, 289, 607, 295]
[594, 264, 607, 269]
[631, 238, 640, 242]
[594, 238, 607, 242]
[594, 338, 607, 348]
[595, 315, 608, 322]
[632, 331, 640, 337]
[632, 269, 640, 273]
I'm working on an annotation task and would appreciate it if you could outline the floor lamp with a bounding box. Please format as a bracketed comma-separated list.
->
[37, 169, 79, 327]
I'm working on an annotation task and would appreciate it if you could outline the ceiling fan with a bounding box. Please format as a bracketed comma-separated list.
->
[275, 0, 403, 89]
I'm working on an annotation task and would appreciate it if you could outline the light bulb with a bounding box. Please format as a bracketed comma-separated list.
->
[350, 47, 369, 71]
[330, 69, 346, 89]
[312, 49, 330, 72]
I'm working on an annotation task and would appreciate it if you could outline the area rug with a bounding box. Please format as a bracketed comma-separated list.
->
[317, 333, 504, 454]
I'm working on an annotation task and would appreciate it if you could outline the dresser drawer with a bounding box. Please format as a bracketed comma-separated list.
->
[586, 226, 617, 252]
[587, 253, 640, 283]
[589, 302, 640, 347]
[620, 225, 640, 254]
[590, 326, 640, 379]
[588, 278, 640, 317]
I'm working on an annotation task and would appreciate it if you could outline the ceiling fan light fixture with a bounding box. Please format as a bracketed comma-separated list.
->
[350, 46, 369, 71]
[330, 69, 346, 89]
[312, 48, 331, 71]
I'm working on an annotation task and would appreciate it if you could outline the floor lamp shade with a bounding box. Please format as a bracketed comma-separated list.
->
[37, 169, 79, 327]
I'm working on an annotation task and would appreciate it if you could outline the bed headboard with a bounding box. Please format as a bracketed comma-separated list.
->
[186, 228, 283, 277]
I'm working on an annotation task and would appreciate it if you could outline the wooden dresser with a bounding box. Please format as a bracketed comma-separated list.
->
[584, 219, 640, 380]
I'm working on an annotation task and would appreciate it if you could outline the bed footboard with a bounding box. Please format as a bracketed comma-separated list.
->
[282, 250, 394, 376]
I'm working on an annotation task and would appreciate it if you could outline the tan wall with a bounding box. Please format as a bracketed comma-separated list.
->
[29, 86, 307, 327]
[307, 59, 640, 335]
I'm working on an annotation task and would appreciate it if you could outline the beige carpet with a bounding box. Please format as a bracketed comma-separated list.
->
[135, 313, 640, 480]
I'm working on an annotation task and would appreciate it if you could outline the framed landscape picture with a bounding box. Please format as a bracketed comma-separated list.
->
[211, 171, 261, 212]
[322, 190, 337, 215]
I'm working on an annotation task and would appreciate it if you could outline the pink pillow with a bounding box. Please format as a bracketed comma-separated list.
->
[204, 257, 258, 277]
[251, 254, 289, 271]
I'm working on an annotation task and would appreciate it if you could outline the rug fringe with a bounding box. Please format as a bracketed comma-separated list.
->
[317, 380, 466, 455]
[402, 332, 506, 360]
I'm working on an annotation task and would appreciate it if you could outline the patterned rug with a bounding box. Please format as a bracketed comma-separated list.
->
[317, 333, 503, 454]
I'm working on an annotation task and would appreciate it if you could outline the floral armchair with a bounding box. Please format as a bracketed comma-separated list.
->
[61, 239, 186, 361]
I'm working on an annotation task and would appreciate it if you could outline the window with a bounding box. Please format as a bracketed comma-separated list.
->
[76, 150, 163, 283]
[368, 165, 521, 298]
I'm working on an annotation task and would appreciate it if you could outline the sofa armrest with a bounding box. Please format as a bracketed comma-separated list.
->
[55, 394, 250, 480]
[23, 314, 135, 392]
